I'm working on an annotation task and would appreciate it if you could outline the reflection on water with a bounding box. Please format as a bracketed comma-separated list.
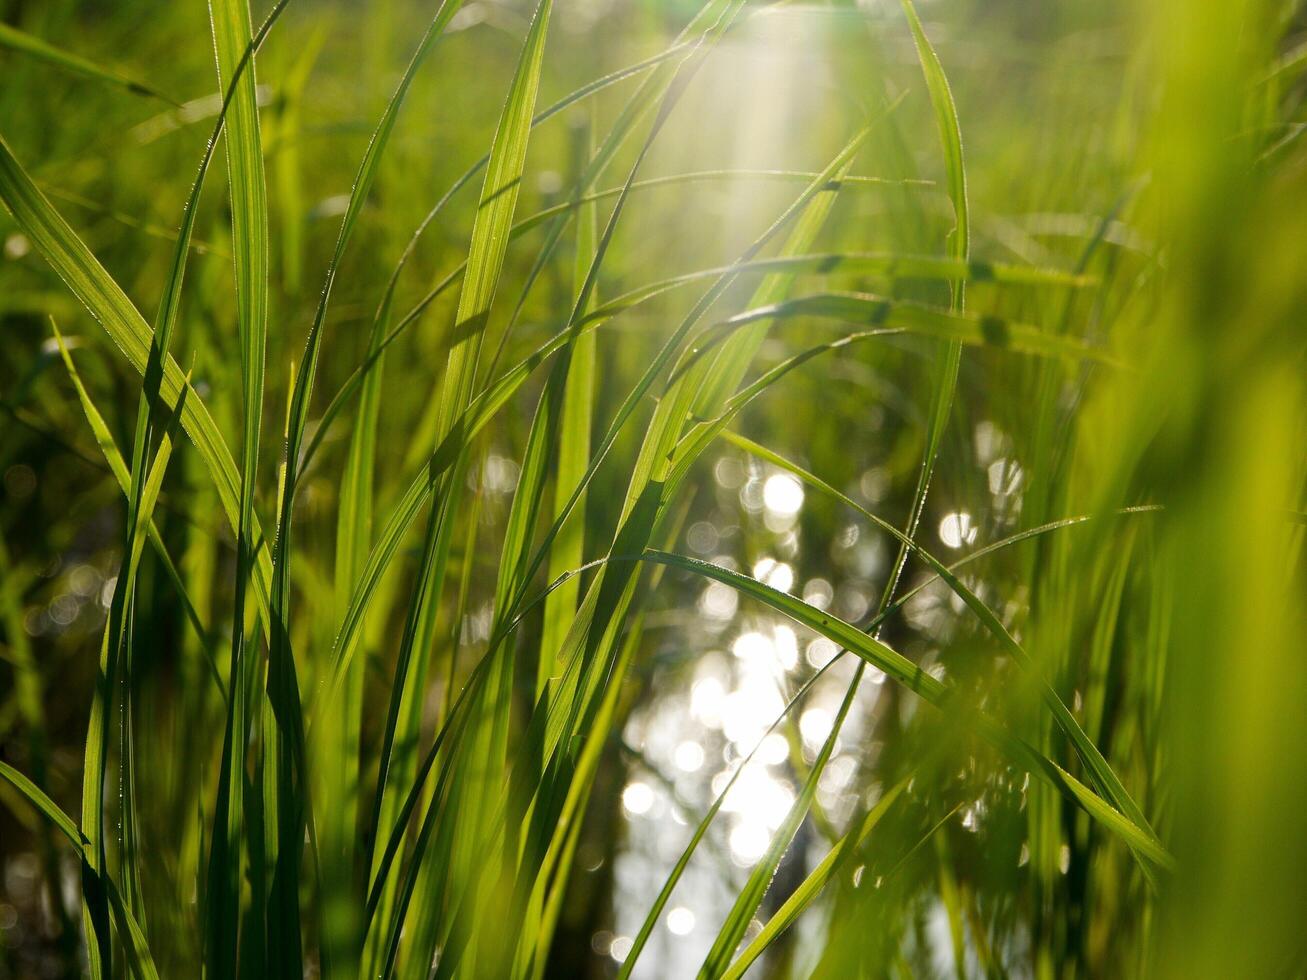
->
[584, 1, 1033, 971]
[607, 397, 1026, 974]
[611, 430, 887, 975]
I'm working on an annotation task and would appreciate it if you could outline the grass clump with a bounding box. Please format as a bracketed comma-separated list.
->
[0, 0, 1304, 977]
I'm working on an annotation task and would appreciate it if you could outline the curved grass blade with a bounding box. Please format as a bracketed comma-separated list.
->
[884, 0, 968, 667]
[356, 0, 555, 971]
[0, 762, 160, 980]
[719, 292, 1118, 364]
[0, 21, 177, 105]
[718, 780, 911, 980]
[721, 432, 1158, 849]
[0, 137, 276, 631]
[202, 0, 280, 969]
[538, 118, 599, 697]
[899, 0, 968, 285]
[47, 325, 220, 690]
[582, 250, 1089, 320]
[639, 551, 1172, 872]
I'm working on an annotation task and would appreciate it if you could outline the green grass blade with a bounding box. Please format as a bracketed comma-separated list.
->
[0, 135, 276, 630]
[885, 0, 968, 656]
[46, 327, 222, 692]
[204, 0, 275, 968]
[719, 781, 910, 980]
[639, 551, 1172, 872]
[580, 251, 1089, 322]
[538, 120, 599, 697]
[717, 292, 1119, 364]
[899, 0, 968, 281]
[722, 432, 1158, 849]
[0, 760, 81, 845]
[0, 21, 177, 104]
[0, 762, 160, 980]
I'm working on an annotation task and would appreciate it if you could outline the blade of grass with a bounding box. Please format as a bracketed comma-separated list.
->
[722, 432, 1158, 848]
[718, 780, 911, 980]
[0, 762, 160, 980]
[47, 325, 221, 693]
[716, 292, 1118, 364]
[203, 0, 279, 968]
[0, 135, 277, 633]
[639, 551, 1172, 872]
[357, 0, 554, 972]
[537, 115, 599, 698]
[0, 21, 177, 104]
[899, 0, 968, 296]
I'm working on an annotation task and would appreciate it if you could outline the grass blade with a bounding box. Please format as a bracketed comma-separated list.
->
[0, 21, 176, 104]
[204, 0, 275, 969]
[722, 431, 1158, 851]
[0, 136, 276, 631]
[639, 551, 1172, 872]
[0, 762, 160, 980]
[719, 781, 910, 980]
[718, 292, 1118, 364]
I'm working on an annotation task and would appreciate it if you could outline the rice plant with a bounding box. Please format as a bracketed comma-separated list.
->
[0, 0, 1304, 977]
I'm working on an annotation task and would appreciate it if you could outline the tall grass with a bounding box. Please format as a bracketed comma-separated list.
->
[0, 0, 1304, 977]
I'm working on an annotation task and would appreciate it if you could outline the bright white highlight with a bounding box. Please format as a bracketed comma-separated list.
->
[763, 473, 804, 516]
[621, 781, 654, 816]
[674, 741, 705, 772]
[667, 907, 696, 936]
[938, 511, 977, 549]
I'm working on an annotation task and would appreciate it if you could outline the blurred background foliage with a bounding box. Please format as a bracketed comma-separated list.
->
[0, 0, 1304, 976]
